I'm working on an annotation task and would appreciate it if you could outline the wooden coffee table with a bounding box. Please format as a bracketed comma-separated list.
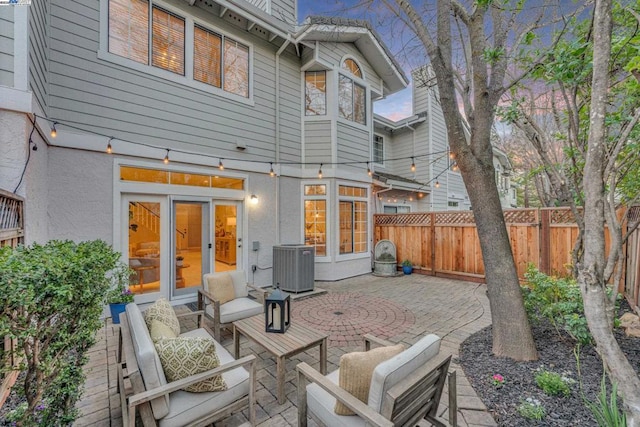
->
[233, 315, 328, 404]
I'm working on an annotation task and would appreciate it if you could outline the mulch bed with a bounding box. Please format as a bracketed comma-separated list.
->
[458, 301, 640, 426]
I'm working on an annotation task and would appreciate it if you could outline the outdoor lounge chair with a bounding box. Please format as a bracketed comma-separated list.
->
[118, 303, 257, 427]
[198, 270, 266, 342]
[296, 333, 457, 427]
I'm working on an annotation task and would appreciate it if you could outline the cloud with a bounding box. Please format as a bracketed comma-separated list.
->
[375, 91, 413, 121]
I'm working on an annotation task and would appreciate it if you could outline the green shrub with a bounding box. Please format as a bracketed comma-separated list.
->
[521, 265, 592, 345]
[518, 398, 546, 420]
[0, 240, 120, 426]
[535, 369, 573, 396]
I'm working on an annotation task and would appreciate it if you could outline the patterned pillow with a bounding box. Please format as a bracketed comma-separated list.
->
[335, 344, 405, 415]
[155, 337, 227, 393]
[206, 273, 236, 305]
[144, 298, 181, 336]
[149, 319, 178, 342]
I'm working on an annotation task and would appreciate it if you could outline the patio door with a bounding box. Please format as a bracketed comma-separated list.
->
[213, 201, 242, 273]
[172, 201, 210, 299]
[124, 195, 166, 304]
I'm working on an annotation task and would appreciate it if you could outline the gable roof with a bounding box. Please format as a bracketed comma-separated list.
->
[295, 16, 409, 95]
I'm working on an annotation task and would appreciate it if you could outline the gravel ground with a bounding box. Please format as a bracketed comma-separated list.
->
[458, 302, 640, 426]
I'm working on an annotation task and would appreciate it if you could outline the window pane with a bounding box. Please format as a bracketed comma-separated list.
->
[354, 201, 367, 253]
[339, 185, 367, 197]
[304, 200, 326, 256]
[170, 172, 210, 187]
[152, 6, 185, 75]
[109, 0, 149, 64]
[343, 58, 362, 78]
[224, 38, 249, 97]
[354, 83, 366, 125]
[121, 166, 169, 183]
[128, 201, 161, 295]
[338, 75, 353, 121]
[194, 26, 221, 88]
[374, 135, 384, 164]
[305, 71, 326, 116]
[339, 201, 353, 254]
[304, 185, 326, 195]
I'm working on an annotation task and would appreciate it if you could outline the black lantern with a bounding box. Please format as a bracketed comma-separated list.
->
[265, 283, 290, 333]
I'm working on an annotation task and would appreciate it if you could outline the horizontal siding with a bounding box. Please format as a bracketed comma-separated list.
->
[304, 120, 332, 164]
[29, 0, 48, 112]
[270, 0, 295, 25]
[337, 121, 368, 174]
[245, 0, 268, 12]
[318, 42, 381, 91]
[0, 8, 14, 87]
[48, 0, 301, 163]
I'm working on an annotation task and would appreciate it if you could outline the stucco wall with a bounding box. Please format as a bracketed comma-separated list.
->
[46, 147, 113, 243]
[24, 123, 49, 244]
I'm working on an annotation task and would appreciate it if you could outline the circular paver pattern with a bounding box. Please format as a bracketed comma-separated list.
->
[291, 292, 416, 347]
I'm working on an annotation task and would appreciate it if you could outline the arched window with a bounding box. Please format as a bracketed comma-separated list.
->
[339, 58, 366, 124]
[342, 58, 362, 78]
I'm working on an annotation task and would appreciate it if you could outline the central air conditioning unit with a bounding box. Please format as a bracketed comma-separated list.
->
[272, 245, 315, 293]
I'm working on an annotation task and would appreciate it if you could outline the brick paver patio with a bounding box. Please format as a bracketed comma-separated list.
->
[75, 273, 497, 427]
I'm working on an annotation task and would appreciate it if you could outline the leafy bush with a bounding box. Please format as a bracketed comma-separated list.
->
[535, 369, 573, 396]
[518, 398, 546, 420]
[521, 265, 592, 345]
[0, 240, 120, 426]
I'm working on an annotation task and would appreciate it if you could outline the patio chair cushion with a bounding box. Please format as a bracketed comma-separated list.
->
[155, 336, 227, 393]
[335, 344, 404, 415]
[205, 298, 264, 324]
[229, 270, 249, 298]
[307, 370, 367, 427]
[126, 303, 170, 419]
[206, 273, 236, 305]
[144, 298, 181, 336]
[158, 329, 251, 427]
[368, 334, 441, 413]
[150, 319, 178, 342]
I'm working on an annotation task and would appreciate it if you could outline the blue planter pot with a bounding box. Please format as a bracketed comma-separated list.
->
[402, 265, 413, 275]
[109, 303, 128, 324]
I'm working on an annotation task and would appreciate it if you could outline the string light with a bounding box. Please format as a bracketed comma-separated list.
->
[163, 149, 170, 164]
[269, 162, 275, 177]
[411, 157, 416, 172]
[435, 181, 440, 188]
[50, 122, 57, 138]
[218, 159, 224, 170]
[452, 163, 459, 172]
[106, 137, 113, 154]
[318, 163, 323, 179]
[367, 162, 372, 176]
[449, 151, 455, 159]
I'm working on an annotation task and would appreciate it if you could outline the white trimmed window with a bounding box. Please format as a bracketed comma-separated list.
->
[373, 135, 384, 165]
[338, 59, 366, 125]
[338, 185, 368, 254]
[107, 0, 250, 97]
[305, 71, 327, 116]
[304, 184, 327, 256]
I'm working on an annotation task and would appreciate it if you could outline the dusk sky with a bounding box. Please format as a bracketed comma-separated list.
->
[297, 0, 416, 121]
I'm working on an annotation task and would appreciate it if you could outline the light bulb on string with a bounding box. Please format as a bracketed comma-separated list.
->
[367, 162, 372, 176]
[410, 157, 416, 172]
[269, 163, 275, 177]
[435, 181, 440, 188]
[50, 122, 58, 138]
[452, 163, 459, 172]
[218, 159, 224, 170]
[106, 137, 113, 154]
[318, 163, 323, 179]
[163, 149, 170, 164]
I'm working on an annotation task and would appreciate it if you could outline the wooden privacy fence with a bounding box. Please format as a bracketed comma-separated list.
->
[374, 207, 621, 285]
[0, 189, 24, 406]
[625, 206, 640, 309]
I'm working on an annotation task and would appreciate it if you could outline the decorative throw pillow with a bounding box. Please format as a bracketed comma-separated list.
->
[144, 298, 181, 336]
[155, 337, 227, 393]
[206, 273, 235, 305]
[335, 344, 405, 415]
[149, 319, 178, 342]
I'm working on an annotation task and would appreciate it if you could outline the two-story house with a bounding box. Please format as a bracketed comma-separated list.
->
[0, 0, 409, 304]
[371, 66, 517, 212]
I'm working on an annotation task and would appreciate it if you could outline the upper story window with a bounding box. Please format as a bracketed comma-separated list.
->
[107, 0, 250, 98]
[339, 59, 366, 125]
[305, 71, 326, 116]
[373, 135, 384, 165]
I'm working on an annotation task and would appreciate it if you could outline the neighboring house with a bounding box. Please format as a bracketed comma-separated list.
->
[0, 0, 408, 300]
[371, 66, 517, 212]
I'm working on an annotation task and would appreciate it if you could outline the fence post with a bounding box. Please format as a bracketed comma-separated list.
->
[430, 212, 436, 276]
[539, 209, 551, 275]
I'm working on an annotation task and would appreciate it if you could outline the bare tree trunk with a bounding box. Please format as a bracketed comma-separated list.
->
[579, 0, 640, 422]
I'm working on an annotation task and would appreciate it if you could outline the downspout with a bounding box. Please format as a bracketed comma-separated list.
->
[274, 40, 290, 244]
